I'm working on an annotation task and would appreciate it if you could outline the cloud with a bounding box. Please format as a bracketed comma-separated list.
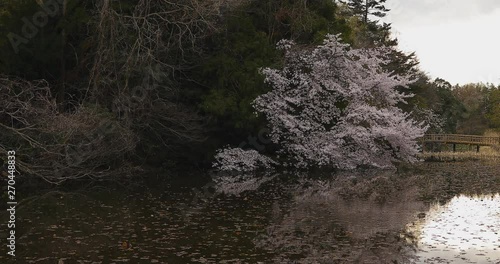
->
[384, 0, 500, 85]
[385, 0, 500, 26]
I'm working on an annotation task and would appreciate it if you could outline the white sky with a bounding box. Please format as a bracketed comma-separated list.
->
[381, 0, 500, 85]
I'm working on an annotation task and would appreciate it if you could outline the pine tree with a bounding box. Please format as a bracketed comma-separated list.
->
[341, 0, 390, 23]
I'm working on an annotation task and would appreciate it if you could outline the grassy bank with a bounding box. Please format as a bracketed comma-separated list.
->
[419, 150, 500, 162]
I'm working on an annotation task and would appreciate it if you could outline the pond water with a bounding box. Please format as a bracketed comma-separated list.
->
[1, 162, 499, 263]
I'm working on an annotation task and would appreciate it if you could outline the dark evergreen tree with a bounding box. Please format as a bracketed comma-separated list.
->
[341, 0, 390, 23]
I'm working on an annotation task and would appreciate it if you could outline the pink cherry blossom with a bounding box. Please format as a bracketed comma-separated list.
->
[215, 34, 427, 171]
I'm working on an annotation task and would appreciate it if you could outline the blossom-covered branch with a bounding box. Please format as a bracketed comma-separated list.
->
[214, 34, 427, 171]
[254, 34, 426, 169]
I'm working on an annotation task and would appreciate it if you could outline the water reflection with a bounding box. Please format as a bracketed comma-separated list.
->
[410, 194, 500, 264]
[254, 172, 428, 263]
[1, 162, 499, 263]
[212, 172, 276, 196]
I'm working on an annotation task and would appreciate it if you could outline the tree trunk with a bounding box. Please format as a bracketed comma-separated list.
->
[58, 0, 67, 109]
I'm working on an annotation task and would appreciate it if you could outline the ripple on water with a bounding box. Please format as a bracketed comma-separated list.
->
[410, 194, 500, 264]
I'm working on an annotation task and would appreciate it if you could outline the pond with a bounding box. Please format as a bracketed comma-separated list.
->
[1, 162, 499, 263]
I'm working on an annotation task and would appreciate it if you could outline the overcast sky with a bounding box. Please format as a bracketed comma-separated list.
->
[381, 0, 500, 85]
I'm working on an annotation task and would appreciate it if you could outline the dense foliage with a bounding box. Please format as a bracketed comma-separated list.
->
[0, 0, 497, 181]
[217, 35, 426, 170]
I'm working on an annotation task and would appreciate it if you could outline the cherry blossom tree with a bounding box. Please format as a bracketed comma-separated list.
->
[213, 147, 277, 171]
[215, 34, 426, 171]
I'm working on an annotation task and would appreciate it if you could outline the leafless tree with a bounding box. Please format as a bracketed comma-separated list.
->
[0, 76, 136, 184]
[87, 0, 241, 147]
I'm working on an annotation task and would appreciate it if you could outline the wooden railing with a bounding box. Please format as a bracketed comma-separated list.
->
[421, 134, 500, 146]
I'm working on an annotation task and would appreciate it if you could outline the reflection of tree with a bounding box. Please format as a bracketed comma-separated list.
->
[212, 172, 276, 196]
[255, 171, 426, 263]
